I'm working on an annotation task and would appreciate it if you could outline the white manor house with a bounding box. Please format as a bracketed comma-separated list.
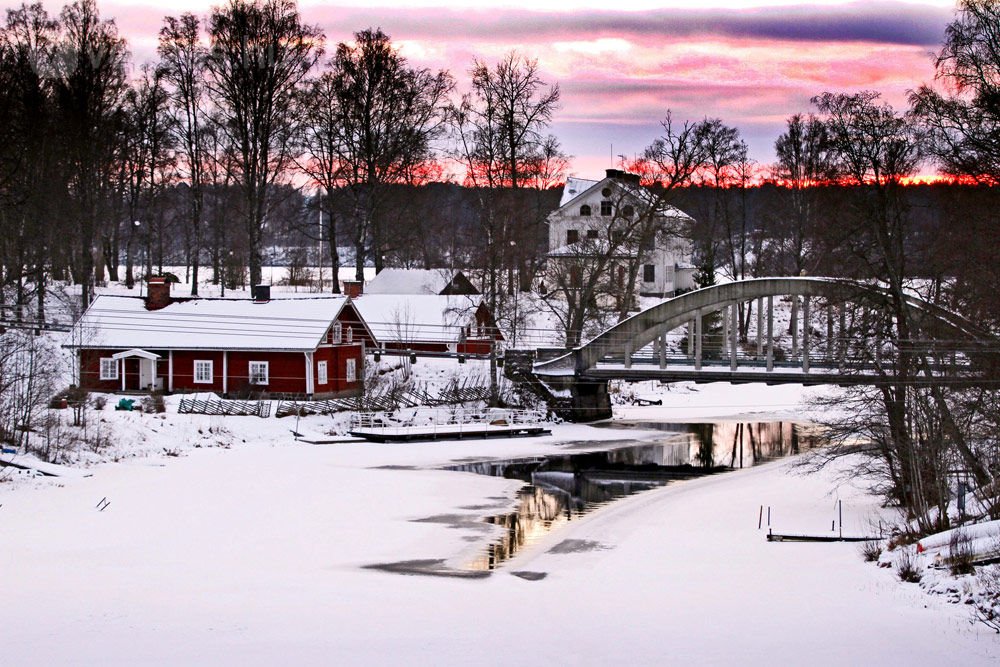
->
[546, 169, 697, 298]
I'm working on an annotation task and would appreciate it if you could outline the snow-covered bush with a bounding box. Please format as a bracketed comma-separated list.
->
[973, 565, 1000, 633]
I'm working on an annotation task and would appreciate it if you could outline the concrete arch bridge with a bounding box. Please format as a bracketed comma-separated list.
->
[527, 277, 995, 421]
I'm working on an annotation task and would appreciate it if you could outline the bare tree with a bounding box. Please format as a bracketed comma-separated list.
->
[159, 13, 208, 294]
[51, 0, 129, 307]
[0, 2, 59, 324]
[303, 28, 452, 282]
[772, 114, 835, 275]
[450, 51, 565, 402]
[204, 0, 322, 289]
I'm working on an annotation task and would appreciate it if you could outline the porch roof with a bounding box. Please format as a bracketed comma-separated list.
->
[111, 348, 161, 361]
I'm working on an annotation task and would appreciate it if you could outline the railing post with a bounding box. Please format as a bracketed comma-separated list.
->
[838, 304, 847, 372]
[695, 313, 703, 371]
[791, 296, 799, 359]
[730, 302, 738, 372]
[722, 304, 729, 361]
[767, 295, 774, 372]
[756, 297, 763, 358]
[802, 296, 810, 373]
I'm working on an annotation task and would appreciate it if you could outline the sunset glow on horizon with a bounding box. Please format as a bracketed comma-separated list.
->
[3, 0, 961, 178]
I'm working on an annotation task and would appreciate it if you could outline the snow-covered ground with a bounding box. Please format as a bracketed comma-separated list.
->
[2, 382, 998, 664]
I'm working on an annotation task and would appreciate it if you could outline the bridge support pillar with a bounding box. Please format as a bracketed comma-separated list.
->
[687, 320, 694, 358]
[659, 333, 667, 369]
[566, 380, 612, 422]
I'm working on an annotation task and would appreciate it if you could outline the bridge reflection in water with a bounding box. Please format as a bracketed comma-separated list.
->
[449, 422, 822, 571]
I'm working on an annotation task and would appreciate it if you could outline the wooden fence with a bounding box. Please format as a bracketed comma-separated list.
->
[177, 397, 271, 418]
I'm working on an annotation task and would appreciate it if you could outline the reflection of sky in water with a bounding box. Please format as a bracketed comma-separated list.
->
[451, 422, 819, 571]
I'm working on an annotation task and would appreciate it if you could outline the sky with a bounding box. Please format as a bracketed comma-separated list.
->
[6, 0, 960, 178]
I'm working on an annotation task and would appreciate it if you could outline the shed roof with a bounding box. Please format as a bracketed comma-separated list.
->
[350, 294, 485, 344]
[364, 268, 478, 295]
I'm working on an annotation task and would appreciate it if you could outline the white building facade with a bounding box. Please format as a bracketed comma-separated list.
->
[547, 169, 697, 298]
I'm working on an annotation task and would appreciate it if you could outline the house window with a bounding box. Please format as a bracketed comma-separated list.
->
[566, 229, 579, 244]
[249, 361, 269, 385]
[317, 361, 328, 385]
[100, 357, 118, 381]
[664, 264, 676, 285]
[612, 229, 625, 244]
[579, 204, 591, 216]
[601, 187, 612, 197]
[346, 326, 353, 343]
[333, 322, 342, 344]
[570, 265, 582, 289]
[600, 200, 612, 216]
[346, 358, 357, 383]
[643, 264, 656, 282]
[194, 360, 213, 384]
[622, 204, 634, 218]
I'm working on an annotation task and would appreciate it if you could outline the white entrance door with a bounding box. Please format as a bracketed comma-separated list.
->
[139, 359, 154, 390]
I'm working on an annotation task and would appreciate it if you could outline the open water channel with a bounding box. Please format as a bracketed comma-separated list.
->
[450, 421, 821, 572]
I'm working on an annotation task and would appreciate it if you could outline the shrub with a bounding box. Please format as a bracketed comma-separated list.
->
[896, 548, 923, 583]
[948, 529, 977, 576]
[973, 565, 1000, 633]
[142, 391, 166, 414]
[860, 539, 883, 562]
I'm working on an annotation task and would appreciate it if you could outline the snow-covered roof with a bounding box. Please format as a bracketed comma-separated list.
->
[364, 269, 476, 295]
[557, 174, 694, 222]
[559, 177, 599, 207]
[68, 295, 348, 351]
[351, 294, 484, 344]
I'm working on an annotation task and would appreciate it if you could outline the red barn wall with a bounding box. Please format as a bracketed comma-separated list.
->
[170, 350, 226, 393]
[226, 351, 308, 395]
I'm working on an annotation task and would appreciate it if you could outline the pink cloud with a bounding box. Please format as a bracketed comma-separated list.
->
[5, 1, 949, 173]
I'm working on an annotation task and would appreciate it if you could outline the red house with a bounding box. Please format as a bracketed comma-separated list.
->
[67, 280, 365, 398]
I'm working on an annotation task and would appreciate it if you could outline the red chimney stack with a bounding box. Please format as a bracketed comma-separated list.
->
[145, 276, 172, 310]
[343, 280, 363, 298]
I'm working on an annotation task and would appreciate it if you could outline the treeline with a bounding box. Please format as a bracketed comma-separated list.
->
[0, 0, 565, 318]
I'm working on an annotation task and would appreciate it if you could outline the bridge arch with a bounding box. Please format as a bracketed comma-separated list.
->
[534, 277, 988, 378]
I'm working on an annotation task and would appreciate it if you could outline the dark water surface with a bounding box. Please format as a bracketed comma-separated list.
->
[448, 421, 820, 571]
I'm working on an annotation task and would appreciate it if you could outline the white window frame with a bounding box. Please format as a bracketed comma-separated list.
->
[194, 360, 214, 384]
[317, 360, 328, 385]
[333, 322, 342, 344]
[99, 357, 118, 381]
[249, 361, 269, 385]
[346, 326, 354, 343]
[346, 358, 357, 383]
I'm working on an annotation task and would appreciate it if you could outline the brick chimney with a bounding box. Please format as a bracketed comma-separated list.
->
[343, 280, 363, 298]
[145, 276, 172, 310]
